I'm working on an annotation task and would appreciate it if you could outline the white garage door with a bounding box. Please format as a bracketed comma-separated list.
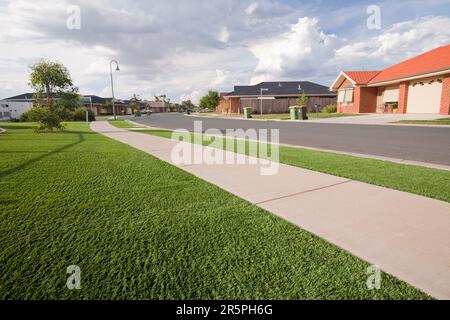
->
[407, 79, 442, 114]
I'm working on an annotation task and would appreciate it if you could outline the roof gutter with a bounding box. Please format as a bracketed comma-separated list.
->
[368, 67, 450, 86]
[329, 72, 358, 91]
[225, 93, 337, 99]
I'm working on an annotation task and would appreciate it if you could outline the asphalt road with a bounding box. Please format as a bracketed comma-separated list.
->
[132, 113, 450, 166]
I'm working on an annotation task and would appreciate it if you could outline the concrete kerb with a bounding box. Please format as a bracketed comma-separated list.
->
[125, 120, 450, 172]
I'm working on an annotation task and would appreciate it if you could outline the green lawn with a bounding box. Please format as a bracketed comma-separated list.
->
[307, 113, 363, 119]
[0, 123, 429, 299]
[108, 119, 144, 128]
[394, 118, 450, 125]
[142, 130, 450, 204]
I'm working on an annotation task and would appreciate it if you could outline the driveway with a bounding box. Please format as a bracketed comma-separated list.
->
[308, 113, 449, 125]
[131, 113, 450, 167]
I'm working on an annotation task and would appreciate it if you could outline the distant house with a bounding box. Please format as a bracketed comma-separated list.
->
[217, 81, 337, 114]
[0, 93, 131, 120]
[0, 93, 35, 121]
[330, 44, 450, 114]
[142, 101, 169, 113]
[83, 95, 129, 115]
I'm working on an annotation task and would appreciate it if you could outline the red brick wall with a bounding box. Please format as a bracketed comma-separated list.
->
[229, 98, 240, 113]
[338, 86, 377, 113]
[440, 75, 450, 115]
[398, 82, 409, 114]
[216, 97, 229, 113]
[338, 102, 356, 113]
[356, 86, 378, 113]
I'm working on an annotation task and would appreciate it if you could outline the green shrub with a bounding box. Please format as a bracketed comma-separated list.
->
[322, 104, 337, 113]
[20, 109, 35, 122]
[27, 107, 65, 132]
[72, 107, 96, 122]
[296, 93, 308, 106]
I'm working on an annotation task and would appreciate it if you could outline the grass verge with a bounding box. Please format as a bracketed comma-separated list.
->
[108, 119, 145, 128]
[0, 122, 430, 299]
[252, 113, 363, 120]
[142, 129, 450, 204]
[394, 118, 450, 125]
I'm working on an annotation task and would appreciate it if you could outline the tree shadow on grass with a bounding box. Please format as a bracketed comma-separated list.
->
[0, 125, 37, 130]
[0, 133, 86, 180]
[0, 199, 18, 206]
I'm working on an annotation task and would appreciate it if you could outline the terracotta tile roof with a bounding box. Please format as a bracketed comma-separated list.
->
[369, 44, 450, 84]
[344, 71, 381, 84]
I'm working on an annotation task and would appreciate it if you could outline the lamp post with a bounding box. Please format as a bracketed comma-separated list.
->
[109, 60, 120, 120]
[260, 88, 269, 115]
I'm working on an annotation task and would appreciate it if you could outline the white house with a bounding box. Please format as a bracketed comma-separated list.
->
[0, 93, 34, 121]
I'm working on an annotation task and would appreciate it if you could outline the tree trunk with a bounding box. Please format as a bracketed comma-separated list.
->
[46, 84, 53, 111]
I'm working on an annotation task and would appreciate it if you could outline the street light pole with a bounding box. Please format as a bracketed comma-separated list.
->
[260, 88, 269, 115]
[110, 60, 120, 120]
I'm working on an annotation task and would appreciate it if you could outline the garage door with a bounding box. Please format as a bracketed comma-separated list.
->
[407, 79, 442, 113]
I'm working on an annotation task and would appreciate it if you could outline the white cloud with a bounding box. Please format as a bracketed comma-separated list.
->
[249, 17, 341, 83]
[211, 69, 229, 87]
[335, 16, 450, 67]
[180, 90, 201, 104]
[245, 2, 259, 15]
[218, 26, 230, 43]
[249, 15, 450, 84]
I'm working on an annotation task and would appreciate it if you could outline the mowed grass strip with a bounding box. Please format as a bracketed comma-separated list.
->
[142, 129, 450, 203]
[107, 119, 144, 128]
[0, 123, 429, 299]
[252, 113, 363, 120]
[394, 118, 450, 125]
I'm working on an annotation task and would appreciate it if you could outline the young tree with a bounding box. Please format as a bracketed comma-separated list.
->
[129, 94, 141, 114]
[29, 60, 74, 111]
[28, 60, 76, 132]
[199, 90, 220, 110]
[57, 88, 83, 111]
[181, 99, 195, 110]
[296, 93, 308, 107]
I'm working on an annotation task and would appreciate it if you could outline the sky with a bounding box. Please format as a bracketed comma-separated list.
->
[0, 0, 449, 103]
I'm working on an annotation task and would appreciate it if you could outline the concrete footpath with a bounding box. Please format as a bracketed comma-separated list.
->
[91, 121, 450, 299]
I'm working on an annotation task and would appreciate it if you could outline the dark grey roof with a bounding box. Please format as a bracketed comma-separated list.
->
[2, 93, 116, 105]
[226, 81, 335, 97]
[3, 93, 41, 100]
[83, 95, 108, 104]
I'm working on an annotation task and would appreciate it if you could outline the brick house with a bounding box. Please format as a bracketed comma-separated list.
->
[330, 44, 450, 115]
[217, 81, 337, 114]
[83, 95, 129, 115]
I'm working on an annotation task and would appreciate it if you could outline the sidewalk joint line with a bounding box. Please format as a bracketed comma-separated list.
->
[255, 180, 352, 205]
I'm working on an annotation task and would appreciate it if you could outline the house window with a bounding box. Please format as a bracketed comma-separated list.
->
[337, 90, 346, 103]
[344, 89, 353, 103]
[338, 88, 354, 103]
[382, 87, 399, 103]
